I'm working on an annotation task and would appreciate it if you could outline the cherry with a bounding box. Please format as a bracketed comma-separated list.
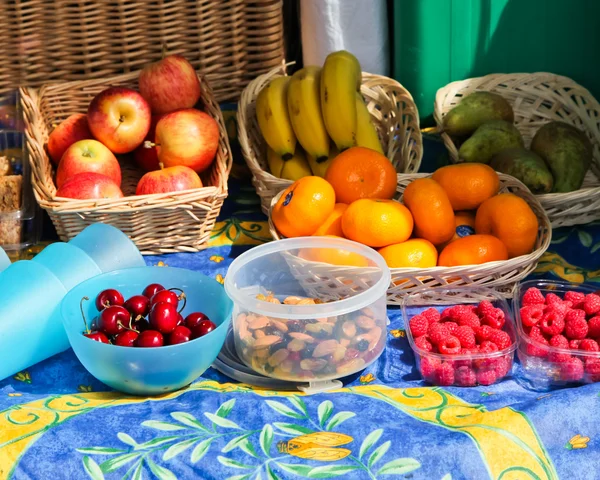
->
[176, 313, 184, 325]
[143, 283, 165, 299]
[169, 325, 192, 345]
[95, 289, 125, 310]
[136, 319, 151, 332]
[150, 289, 180, 308]
[114, 330, 139, 347]
[124, 295, 150, 321]
[185, 312, 209, 329]
[98, 305, 130, 336]
[85, 331, 110, 344]
[191, 319, 217, 339]
[149, 302, 179, 334]
[136, 330, 164, 347]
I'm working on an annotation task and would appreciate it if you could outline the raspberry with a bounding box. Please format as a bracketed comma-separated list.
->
[454, 366, 477, 386]
[441, 305, 475, 322]
[433, 362, 455, 386]
[455, 325, 477, 348]
[421, 308, 441, 326]
[457, 312, 481, 329]
[585, 358, 600, 382]
[444, 322, 458, 335]
[409, 314, 428, 337]
[545, 301, 570, 318]
[476, 369, 498, 386]
[481, 308, 505, 329]
[520, 305, 544, 327]
[584, 294, 600, 316]
[428, 323, 450, 345]
[479, 340, 499, 354]
[589, 316, 600, 338]
[488, 329, 512, 350]
[579, 339, 600, 352]
[548, 351, 571, 363]
[452, 348, 475, 368]
[475, 325, 493, 343]
[549, 334, 569, 349]
[494, 355, 512, 378]
[414, 335, 433, 352]
[569, 339, 582, 350]
[438, 335, 461, 355]
[476, 301, 495, 318]
[559, 357, 584, 382]
[540, 311, 565, 336]
[526, 334, 549, 357]
[565, 312, 588, 340]
[522, 287, 545, 306]
[420, 356, 440, 379]
[564, 291, 585, 309]
[545, 292, 563, 305]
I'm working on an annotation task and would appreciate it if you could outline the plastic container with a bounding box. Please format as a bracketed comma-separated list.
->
[402, 288, 517, 387]
[61, 266, 233, 396]
[0, 246, 9, 272]
[224, 237, 390, 386]
[514, 280, 600, 391]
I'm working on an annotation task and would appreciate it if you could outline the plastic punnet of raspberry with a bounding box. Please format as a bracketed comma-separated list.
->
[433, 362, 455, 386]
[454, 366, 477, 386]
[559, 357, 585, 382]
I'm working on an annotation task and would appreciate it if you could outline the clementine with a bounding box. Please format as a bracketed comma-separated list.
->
[271, 176, 335, 237]
[313, 203, 348, 237]
[438, 234, 509, 266]
[325, 146, 397, 204]
[299, 235, 369, 267]
[378, 239, 438, 268]
[432, 163, 499, 210]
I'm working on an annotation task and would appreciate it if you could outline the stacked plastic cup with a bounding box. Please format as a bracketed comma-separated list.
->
[0, 223, 145, 381]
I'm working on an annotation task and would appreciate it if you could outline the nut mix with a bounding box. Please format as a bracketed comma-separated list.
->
[233, 293, 385, 381]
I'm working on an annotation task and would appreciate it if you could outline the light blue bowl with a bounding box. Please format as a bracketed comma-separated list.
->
[0, 246, 9, 273]
[61, 266, 233, 395]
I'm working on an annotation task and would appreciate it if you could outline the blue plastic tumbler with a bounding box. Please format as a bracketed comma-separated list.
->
[0, 246, 9, 273]
[32, 243, 102, 290]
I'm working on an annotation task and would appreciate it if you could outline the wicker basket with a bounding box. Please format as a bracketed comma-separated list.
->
[434, 73, 600, 228]
[237, 64, 423, 214]
[20, 71, 232, 255]
[268, 173, 552, 305]
[0, 0, 284, 103]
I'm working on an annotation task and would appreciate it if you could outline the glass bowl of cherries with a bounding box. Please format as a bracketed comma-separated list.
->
[60, 266, 233, 395]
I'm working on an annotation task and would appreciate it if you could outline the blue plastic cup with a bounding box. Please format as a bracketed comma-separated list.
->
[69, 223, 145, 273]
[0, 246, 9, 273]
[0, 261, 68, 381]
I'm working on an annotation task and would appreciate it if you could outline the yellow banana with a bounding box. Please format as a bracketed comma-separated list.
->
[307, 143, 339, 178]
[267, 146, 311, 181]
[256, 77, 296, 160]
[355, 93, 384, 154]
[320, 50, 362, 151]
[287, 66, 330, 162]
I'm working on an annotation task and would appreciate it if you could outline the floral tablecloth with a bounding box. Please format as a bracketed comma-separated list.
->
[1, 112, 599, 480]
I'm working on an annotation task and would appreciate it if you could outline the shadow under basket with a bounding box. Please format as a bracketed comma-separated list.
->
[20, 72, 233, 255]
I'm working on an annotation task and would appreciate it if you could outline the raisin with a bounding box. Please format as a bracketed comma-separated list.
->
[357, 339, 369, 352]
[301, 344, 316, 359]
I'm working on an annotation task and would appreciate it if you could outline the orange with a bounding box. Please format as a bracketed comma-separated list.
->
[378, 239, 438, 268]
[271, 176, 335, 238]
[299, 235, 369, 267]
[341, 199, 413, 248]
[432, 163, 500, 210]
[313, 203, 348, 237]
[402, 178, 454, 245]
[475, 193, 539, 258]
[438, 234, 509, 266]
[325, 146, 397, 204]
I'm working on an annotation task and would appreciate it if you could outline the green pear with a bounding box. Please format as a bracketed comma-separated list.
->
[459, 120, 524, 164]
[443, 92, 514, 137]
[490, 147, 553, 194]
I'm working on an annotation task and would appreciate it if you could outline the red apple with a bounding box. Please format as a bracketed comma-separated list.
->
[138, 55, 201, 114]
[133, 115, 165, 172]
[153, 109, 219, 173]
[136, 165, 203, 195]
[47, 113, 93, 166]
[56, 139, 121, 188]
[87, 87, 151, 154]
[55, 172, 124, 200]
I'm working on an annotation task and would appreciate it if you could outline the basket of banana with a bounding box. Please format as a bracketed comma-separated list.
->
[237, 51, 423, 214]
[434, 73, 600, 228]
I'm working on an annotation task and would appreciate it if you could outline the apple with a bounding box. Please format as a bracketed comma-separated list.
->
[138, 54, 201, 114]
[56, 172, 124, 200]
[87, 87, 151, 154]
[47, 113, 93, 166]
[136, 165, 203, 195]
[56, 139, 121, 188]
[152, 109, 219, 173]
[133, 115, 165, 172]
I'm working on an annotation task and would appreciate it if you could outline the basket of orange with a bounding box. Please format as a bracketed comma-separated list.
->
[268, 147, 552, 305]
[237, 50, 422, 214]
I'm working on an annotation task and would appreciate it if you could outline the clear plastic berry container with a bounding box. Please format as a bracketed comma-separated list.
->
[224, 237, 391, 384]
[514, 279, 600, 390]
[402, 288, 517, 387]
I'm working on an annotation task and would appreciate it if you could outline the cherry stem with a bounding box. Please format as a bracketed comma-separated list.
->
[80, 297, 91, 334]
[119, 320, 139, 334]
[169, 288, 187, 313]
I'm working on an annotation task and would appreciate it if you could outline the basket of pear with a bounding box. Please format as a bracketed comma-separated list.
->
[237, 51, 423, 214]
[434, 73, 600, 228]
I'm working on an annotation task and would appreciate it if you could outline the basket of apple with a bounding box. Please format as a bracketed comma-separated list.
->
[20, 53, 232, 254]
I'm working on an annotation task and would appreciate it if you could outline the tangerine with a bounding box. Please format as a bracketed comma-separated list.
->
[432, 163, 500, 210]
[402, 178, 454, 245]
[325, 146, 397, 204]
[438, 234, 509, 266]
[378, 239, 438, 268]
[271, 176, 335, 237]
[475, 193, 539, 258]
[341, 199, 413, 248]
[313, 203, 348, 237]
[299, 235, 369, 267]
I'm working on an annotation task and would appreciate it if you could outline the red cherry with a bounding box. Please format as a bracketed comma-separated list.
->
[124, 295, 150, 320]
[136, 330, 164, 347]
[169, 325, 192, 345]
[95, 289, 124, 310]
[191, 319, 217, 338]
[84, 331, 110, 344]
[98, 305, 130, 336]
[136, 319, 151, 332]
[150, 289, 180, 308]
[185, 312, 209, 329]
[176, 313, 184, 325]
[149, 302, 179, 334]
[114, 330, 139, 347]
[143, 283, 165, 299]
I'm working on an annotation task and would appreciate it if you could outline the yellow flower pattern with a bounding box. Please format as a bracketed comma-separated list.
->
[390, 329, 405, 338]
[359, 373, 375, 384]
[566, 434, 590, 450]
[210, 255, 225, 263]
[13, 371, 31, 384]
[215, 274, 225, 285]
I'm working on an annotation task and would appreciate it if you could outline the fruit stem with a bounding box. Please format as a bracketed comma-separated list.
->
[80, 297, 91, 334]
[158, 162, 165, 170]
[144, 141, 160, 149]
[120, 321, 139, 334]
[169, 288, 187, 313]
